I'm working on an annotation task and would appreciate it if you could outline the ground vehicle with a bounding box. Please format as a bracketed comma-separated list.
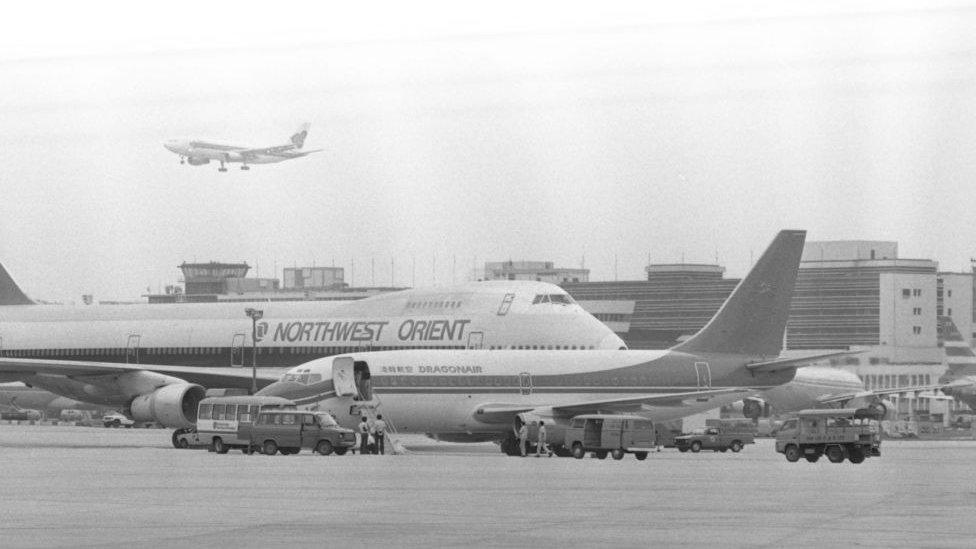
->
[775, 408, 881, 464]
[184, 396, 295, 452]
[239, 410, 356, 456]
[0, 408, 41, 420]
[673, 426, 755, 453]
[562, 414, 655, 460]
[102, 412, 135, 428]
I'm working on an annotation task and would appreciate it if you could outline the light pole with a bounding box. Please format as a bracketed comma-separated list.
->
[245, 308, 263, 394]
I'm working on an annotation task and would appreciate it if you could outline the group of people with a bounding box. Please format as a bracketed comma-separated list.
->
[517, 420, 553, 457]
[356, 414, 388, 455]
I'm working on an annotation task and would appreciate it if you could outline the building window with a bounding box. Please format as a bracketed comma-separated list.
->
[902, 289, 911, 298]
[912, 307, 921, 315]
[948, 290, 953, 297]
[948, 308, 953, 316]
[913, 289, 922, 297]
[913, 326, 921, 335]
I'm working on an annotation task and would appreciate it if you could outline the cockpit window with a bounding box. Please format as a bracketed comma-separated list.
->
[532, 294, 575, 305]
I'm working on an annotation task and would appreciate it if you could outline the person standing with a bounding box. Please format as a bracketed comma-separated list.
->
[373, 414, 387, 455]
[358, 416, 370, 455]
[536, 421, 552, 457]
[517, 422, 529, 457]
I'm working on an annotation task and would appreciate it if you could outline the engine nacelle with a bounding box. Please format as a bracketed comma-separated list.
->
[129, 383, 206, 428]
[187, 157, 210, 166]
[741, 398, 767, 420]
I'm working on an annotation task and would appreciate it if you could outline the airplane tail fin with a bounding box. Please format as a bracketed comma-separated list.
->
[0, 262, 34, 305]
[289, 123, 311, 149]
[672, 230, 806, 357]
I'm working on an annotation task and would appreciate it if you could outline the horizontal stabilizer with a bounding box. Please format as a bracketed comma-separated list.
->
[746, 351, 862, 374]
[0, 263, 34, 305]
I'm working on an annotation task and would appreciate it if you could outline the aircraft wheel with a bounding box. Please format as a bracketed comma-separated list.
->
[263, 440, 278, 455]
[690, 441, 702, 453]
[784, 444, 801, 462]
[316, 440, 334, 456]
[730, 440, 743, 453]
[571, 443, 585, 459]
[171, 428, 187, 448]
[634, 452, 648, 461]
[178, 438, 189, 449]
[611, 448, 625, 460]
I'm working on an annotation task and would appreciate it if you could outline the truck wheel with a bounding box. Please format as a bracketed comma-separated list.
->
[678, 448, 688, 453]
[572, 443, 586, 459]
[634, 452, 648, 461]
[826, 445, 845, 463]
[784, 444, 800, 462]
[316, 440, 334, 456]
[334, 447, 348, 456]
[213, 438, 228, 454]
[171, 428, 187, 448]
[804, 453, 821, 463]
[730, 440, 743, 453]
[848, 447, 866, 464]
[595, 450, 608, 460]
[690, 441, 702, 453]
[611, 448, 625, 460]
[263, 440, 278, 456]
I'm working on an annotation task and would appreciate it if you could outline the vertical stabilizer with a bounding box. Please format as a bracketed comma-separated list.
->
[939, 316, 976, 378]
[290, 123, 310, 149]
[0, 263, 34, 305]
[672, 230, 806, 357]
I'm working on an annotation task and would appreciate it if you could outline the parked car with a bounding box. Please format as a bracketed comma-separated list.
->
[673, 426, 755, 453]
[238, 410, 356, 456]
[102, 412, 135, 428]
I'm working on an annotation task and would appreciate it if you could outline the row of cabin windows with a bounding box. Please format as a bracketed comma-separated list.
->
[0, 344, 597, 357]
[376, 373, 652, 388]
[405, 300, 463, 309]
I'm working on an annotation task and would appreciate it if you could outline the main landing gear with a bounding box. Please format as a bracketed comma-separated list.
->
[179, 156, 185, 165]
[240, 164, 250, 171]
[218, 161, 228, 172]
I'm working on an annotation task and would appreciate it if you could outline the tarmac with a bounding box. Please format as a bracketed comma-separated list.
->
[1, 424, 974, 548]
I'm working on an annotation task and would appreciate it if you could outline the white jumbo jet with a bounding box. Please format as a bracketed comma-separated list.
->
[163, 123, 321, 171]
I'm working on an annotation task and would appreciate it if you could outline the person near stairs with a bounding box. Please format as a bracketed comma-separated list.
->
[373, 414, 387, 455]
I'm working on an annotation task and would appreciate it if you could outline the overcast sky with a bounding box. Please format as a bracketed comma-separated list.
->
[1, 0, 974, 302]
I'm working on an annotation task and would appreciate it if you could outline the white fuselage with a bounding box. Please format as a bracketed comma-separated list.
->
[759, 366, 866, 412]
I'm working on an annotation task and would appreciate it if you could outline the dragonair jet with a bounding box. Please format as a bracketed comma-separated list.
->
[255, 230, 843, 454]
[163, 123, 321, 171]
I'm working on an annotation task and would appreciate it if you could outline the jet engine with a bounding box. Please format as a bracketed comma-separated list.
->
[187, 157, 210, 166]
[129, 383, 206, 428]
[741, 397, 768, 420]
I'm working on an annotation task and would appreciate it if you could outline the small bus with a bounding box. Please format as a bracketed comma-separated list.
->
[188, 396, 296, 453]
[563, 414, 656, 460]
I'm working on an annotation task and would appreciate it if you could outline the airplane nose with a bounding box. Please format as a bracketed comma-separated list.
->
[163, 140, 183, 153]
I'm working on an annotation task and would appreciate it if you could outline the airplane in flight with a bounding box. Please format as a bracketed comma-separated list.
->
[163, 123, 321, 171]
[0, 259, 624, 429]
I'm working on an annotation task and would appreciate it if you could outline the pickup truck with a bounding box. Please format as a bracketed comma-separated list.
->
[673, 427, 754, 453]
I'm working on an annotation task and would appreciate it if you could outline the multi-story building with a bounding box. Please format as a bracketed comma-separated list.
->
[483, 261, 589, 284]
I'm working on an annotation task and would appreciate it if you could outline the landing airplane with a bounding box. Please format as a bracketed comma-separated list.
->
[252, 230, 818, 454]
[0, 260, 623, 427]
[163, 123, 321, 171]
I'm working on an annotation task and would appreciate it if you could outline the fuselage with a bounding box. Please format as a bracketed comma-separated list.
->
[256, 349, 796, 437]
[759, 366, 865, 413]
[0, 281, 624, 372]
[164, 140, 305, 165]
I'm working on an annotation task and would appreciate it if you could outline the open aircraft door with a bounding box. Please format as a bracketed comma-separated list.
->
[332, 357, 358, 397]
[230, 333, 246, 367]
[125, 334, 140, 364]
[695, 362, 711, 389]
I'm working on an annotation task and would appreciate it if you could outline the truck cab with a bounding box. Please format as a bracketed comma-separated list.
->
[775, 408, 881, 464]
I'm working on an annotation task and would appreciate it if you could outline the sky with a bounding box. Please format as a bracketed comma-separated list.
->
[1, 0, 975, 302]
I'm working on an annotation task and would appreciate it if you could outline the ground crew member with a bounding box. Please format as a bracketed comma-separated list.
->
[373, 414, 387, 455]
[517, 422, 528, 457]
[536, 421, 552, 457]
[358, 416, 370, 455]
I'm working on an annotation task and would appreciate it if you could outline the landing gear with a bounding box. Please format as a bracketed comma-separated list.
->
[240, 164, 250, 171]
[179, 156, 185, 165]
[218, 161, 228, 172]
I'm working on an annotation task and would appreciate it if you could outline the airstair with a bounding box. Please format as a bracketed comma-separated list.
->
[356, 396, 408, 455]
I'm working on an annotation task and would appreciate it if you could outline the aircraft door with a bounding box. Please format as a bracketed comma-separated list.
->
[467, 331, 484, 350]
[230, 333, 246, 368]
[332, 357, 358, 397]
[125, 334, 140, 364]
[497, 293, 515, 315]
[518, 372, 532, 396]
[694, 362, 711, 389]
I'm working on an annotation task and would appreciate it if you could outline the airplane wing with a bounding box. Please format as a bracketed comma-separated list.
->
[746, 351, 861, 373]
[189, 141, 246, 151]
[0, 357, 283, 390]
[551, 388, 753, 415]
[241, 147, 323, 159]
[816, 385, 947, 405]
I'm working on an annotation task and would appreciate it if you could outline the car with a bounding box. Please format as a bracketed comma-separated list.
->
[673, 426, 755, 453]
[238, 410, 356, 456]
[1, 408, 41, 421]
[102, 412, 135, 428]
